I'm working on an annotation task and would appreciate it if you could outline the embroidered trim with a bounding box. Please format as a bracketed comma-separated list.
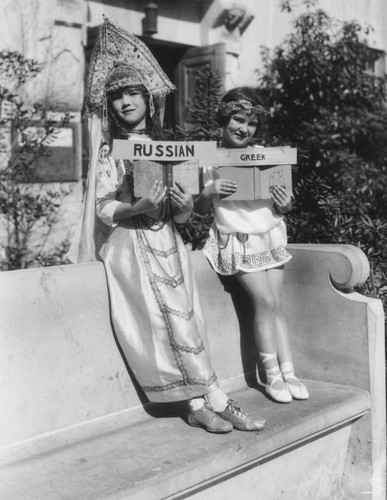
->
[163, 305, 194, 320]
[84, 17, 175, 116]
[176, 341, 205, 354]
[204, 237, 290, 273]
[143, 245, 178, 258]
[217, 100, 266, 117]
[141, 232, 183, 287]
[142, 372, 217, 393]
[106, 78, 143, 94]
[153, 274, 184, 288]
[136, 222, 201, 384]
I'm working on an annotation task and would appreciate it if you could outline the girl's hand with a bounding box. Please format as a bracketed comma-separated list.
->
[271, 185, 292, 213]
[204, 179, 237, 199]
[135, 180, 167, 214]
[169, 182, 193, 214]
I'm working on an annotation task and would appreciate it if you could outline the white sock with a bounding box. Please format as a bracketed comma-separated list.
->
[188, 397, 205, 411]
[206, 388, 229, 412]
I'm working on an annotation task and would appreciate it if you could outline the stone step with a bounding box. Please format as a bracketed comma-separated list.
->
[0, 380, 369, 500]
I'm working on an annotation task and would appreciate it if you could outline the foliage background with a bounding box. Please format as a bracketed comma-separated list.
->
[0, 50, 70, 270]
[257, 1, 387, 308]
[1, 1, 386, 318]
[177, 1, 387, 315]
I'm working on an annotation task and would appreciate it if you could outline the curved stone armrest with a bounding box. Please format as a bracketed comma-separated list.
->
[288, 243, 370, 292]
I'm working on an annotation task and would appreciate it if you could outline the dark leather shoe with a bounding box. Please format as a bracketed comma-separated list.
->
[187, 403, 233, 433]
[217, 400, 266, 432]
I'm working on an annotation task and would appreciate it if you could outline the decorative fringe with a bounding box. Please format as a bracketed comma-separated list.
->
[102, 95, 108, 131]
[149, 93, 155, 117]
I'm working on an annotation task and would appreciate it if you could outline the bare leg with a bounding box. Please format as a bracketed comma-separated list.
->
[266, 267, 309, 400]
[236, 269, 291, 403]
[266, 267, 293, 365]
[236, 270, 278, 355]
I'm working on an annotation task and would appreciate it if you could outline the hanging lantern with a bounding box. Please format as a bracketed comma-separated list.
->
[143, 2, 158, 35]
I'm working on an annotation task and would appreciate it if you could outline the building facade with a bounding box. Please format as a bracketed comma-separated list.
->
[0, 0, 386, 251]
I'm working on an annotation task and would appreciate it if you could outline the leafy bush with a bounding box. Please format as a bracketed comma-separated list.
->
[258, 1, 387, 306]
[0, 50, 71, 270]
[165, 68, 223, 143]
[165, 69, 223, 248]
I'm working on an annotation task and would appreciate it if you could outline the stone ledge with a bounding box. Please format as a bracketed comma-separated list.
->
[0, 381, 369, 500]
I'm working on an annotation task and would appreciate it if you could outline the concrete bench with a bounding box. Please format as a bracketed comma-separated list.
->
[0, 244, 385, 499]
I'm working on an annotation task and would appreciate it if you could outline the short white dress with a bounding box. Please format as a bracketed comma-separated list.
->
[95, 145, 218, 403]
[202, 167, 292, 275]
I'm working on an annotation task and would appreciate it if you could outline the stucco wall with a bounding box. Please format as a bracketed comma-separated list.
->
[0, 0, 86, 263]
[1, 0, 386, 107]
[86, 0, 387, 89]
[0, 0, 86, 110]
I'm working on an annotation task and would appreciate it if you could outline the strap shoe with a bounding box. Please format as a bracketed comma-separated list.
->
[285, 376, 309, 400]
[265, 373, 292, 403]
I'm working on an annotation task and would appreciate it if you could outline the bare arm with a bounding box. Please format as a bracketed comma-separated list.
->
[194, 178, 237, 214]
[271, 185, 292, 214]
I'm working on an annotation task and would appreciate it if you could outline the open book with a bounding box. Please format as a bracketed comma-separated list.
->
[213, 164, 293, 201]
[133, 159, 200, 197]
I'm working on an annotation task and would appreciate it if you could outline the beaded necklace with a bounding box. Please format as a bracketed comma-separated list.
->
[128, 128, 149, 135]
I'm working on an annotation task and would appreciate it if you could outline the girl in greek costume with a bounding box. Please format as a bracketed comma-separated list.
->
[195, 87, 309, 403]
[72, 18, 265, 433]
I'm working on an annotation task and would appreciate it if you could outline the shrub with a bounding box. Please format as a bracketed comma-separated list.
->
[165, 69, 223, 248]
[0, 50, 71, 270]
[258, 1, 387, 307]
[165, 68, 223, 143]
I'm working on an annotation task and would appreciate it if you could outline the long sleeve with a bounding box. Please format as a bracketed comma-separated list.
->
[95, 155, 121, 227]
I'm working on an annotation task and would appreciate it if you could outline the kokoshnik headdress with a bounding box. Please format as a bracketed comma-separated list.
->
[84, 16, 175, 127]
[217, 99, 266, 118]
[69, 17, 175, 264]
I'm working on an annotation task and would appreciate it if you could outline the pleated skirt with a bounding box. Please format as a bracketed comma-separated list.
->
[203, 219, 292, 276]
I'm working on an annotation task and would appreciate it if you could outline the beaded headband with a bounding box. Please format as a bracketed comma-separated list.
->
[217, 99, 266, 117]
[105, 65, 144, 95]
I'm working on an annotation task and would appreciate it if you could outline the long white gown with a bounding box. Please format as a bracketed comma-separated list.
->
[95, 147, 219, 403]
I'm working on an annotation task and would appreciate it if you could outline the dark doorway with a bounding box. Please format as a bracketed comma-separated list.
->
[139, 38, 191, 129]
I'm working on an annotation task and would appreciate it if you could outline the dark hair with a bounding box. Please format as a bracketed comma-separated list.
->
[215, 86, 267, 133]
[107, 85, 163, 142]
